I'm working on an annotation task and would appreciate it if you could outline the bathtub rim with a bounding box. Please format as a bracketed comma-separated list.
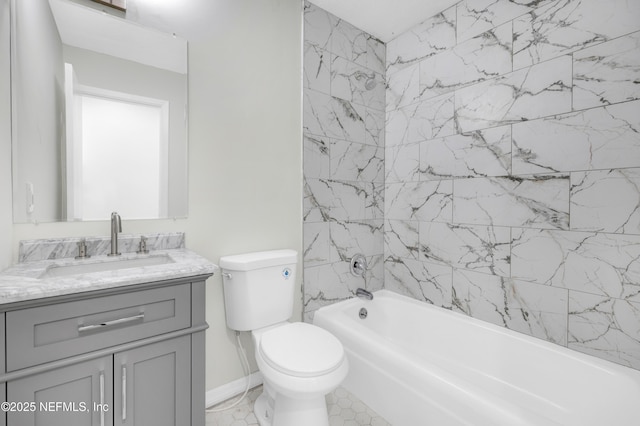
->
[313, 289, 640, 425]
[314, 289, 640, 379]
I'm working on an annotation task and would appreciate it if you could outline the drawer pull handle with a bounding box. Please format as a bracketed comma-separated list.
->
[122, 366, 127, 422]
[100, 371, 105, 426]
[78, 313, 145, 333]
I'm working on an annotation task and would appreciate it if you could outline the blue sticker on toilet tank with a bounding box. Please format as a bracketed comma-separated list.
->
[282, 268, 291, 279]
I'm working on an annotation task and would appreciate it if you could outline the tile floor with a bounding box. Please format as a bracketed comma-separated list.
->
[205, 385, 391, 426]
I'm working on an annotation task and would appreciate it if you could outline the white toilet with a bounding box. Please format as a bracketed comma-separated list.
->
[219, 249, 348, 426]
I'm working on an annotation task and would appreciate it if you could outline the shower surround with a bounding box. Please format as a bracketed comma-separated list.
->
[303, 0, 640, 370]
[303, 1, 386, 315]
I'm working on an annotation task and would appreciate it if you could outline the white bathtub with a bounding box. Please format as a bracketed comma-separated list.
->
[313, 290, 640, 426]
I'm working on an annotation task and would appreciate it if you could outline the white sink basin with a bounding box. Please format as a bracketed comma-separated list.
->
[41, 254, 174, 278]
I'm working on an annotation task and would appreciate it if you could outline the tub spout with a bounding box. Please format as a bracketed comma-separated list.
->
[356, 288, 373, 301]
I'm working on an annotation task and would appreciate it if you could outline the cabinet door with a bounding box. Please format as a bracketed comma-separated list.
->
[7, 356, 113, 426]
[114, 335, 191, 426]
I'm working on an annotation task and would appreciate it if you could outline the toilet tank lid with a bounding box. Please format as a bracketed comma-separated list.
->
[219, 249, 298, 271]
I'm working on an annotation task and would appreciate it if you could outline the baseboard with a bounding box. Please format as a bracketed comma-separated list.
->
[205, 371, 264, 408]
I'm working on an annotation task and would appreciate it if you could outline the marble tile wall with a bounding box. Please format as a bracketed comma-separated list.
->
[303, 2, 385, 318]
[384, 0, 640, 370]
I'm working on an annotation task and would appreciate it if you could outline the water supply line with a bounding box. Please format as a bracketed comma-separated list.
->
[205, 331, 252, 413]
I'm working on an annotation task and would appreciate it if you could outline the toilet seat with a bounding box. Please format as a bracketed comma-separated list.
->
[259, 322, 344, 378]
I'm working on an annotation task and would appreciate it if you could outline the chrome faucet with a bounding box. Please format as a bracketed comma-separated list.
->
[108, 212, 122, 256]
[356, 288, 373, 301]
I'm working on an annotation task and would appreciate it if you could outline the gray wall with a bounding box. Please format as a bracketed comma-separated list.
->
[384, 0, 640, 370]
[7, 0, 303, 393]
[302, 1, 385, 319]
[11, 0, 63, 223]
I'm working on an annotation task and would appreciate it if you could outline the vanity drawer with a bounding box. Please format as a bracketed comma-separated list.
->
[6, 283, 191, 371]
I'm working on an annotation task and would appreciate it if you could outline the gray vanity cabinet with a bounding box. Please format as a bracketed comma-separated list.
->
[113, 336, 191, 426]
[7, 356, 113, 426]
[0, 277, 210, 426]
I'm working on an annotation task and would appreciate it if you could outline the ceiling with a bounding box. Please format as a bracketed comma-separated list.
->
[67, 0, 460, 44]
[310, 0, 460, 42]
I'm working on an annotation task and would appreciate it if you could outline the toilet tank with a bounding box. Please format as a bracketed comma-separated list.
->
[219, 249, 297, 331]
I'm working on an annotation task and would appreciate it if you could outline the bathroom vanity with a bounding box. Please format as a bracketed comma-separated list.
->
[0, 233, 217, 426]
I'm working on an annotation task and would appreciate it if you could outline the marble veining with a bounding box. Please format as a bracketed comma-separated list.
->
[330, 55, 385, 111]
[304, 254, 383, 312]
[420, 126, 512, 180]
[568, 292, 640, 370]
[304, 90, 366, 142]
[386, 64, 420, 111]
[0, 247, 217, 305]
[420, 222, 511, 277]
[329, 219, 384, 262]
[384, 257, 453, 307]
[386, 93, 455, 146]
[454, 55, 572, 132]
[453, 175, 570, 229]
[18, 232, 185, 263]
[513, 0, 640, 70]
[303, 134, 330, 180]
[303, 0, 386, 326]
[384, 219, 420, 260]
[304, 178, 383, 223]
[328, 13, 368, 68]
[306, 0, 640, 370]
[452, 269, 569, 345]
[303, 222, 334, 267]
[573, 31, 640, 110]
[570, 169, 640, 235]
[303, 1, 334, 51]
[511, 100, 640, 174]
[385, 180, 453, 222]
[456, 0, 552, 43]
[386, 6, 456, 75]
[419, 22, 513, 100]
[365, 108, 385, 146]
[511, 228, 640, 302]
[330, 139, 384, 183]
[385, 142, 420, 183]
[366, 36, 386, 75]
[303, 42, 331, 93]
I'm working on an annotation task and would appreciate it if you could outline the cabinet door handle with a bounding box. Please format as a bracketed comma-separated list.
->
[78, 313, 145, 333]
[122, 366, 127, 422]
[99, 371, 105, 426]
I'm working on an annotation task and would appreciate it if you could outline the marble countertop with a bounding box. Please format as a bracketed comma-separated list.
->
[0, 248, 218, 305]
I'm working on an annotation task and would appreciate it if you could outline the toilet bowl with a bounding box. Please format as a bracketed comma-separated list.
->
[252, 322, 348, 426]
[219, 250, 348, 426]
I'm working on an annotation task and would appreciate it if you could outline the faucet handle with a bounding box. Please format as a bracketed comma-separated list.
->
[350, 254, 368, 277]
[137, 236, 149, 254]
[75, 238, 90, 259]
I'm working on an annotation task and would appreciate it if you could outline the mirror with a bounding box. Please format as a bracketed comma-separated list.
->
[11, 0, 188, 223]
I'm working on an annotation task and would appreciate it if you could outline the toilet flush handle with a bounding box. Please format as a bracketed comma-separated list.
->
[222, 272, 233, 280]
